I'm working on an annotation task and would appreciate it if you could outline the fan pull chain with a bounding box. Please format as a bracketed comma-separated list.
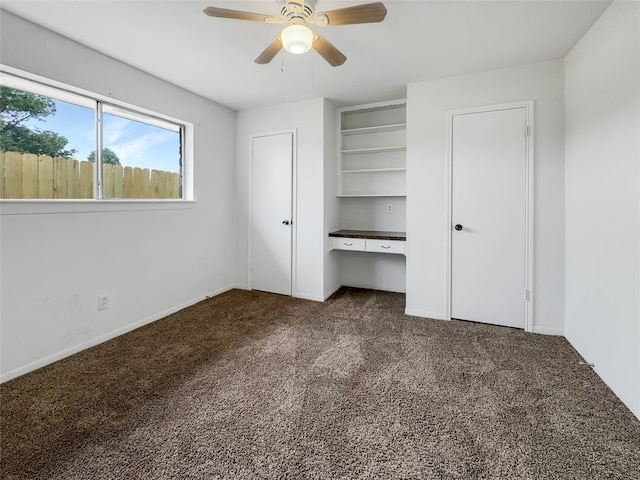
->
[281, 56, 285, 72]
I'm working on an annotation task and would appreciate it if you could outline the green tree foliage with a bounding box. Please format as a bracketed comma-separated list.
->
[0, 86, 77, 158]
[1, 124, 75, 157]
[87, 148, 121, 165]
[0, 86, 56, 125]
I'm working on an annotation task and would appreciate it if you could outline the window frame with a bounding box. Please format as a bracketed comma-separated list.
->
[0, 66, 194, 214]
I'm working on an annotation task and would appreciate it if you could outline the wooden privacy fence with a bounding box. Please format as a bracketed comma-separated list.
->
[0, 151, 181, 199]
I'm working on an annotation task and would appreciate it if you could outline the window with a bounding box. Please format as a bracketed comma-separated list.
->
[101, 106, 182, 199]
[0, 71, 186, 201]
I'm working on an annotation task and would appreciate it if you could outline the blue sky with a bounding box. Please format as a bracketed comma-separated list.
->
[27, 99, 181, 173]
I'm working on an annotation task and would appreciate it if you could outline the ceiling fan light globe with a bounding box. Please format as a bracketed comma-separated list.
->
[281, 25, 313, 54]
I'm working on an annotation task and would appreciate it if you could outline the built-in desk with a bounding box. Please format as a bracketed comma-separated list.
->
[329, 230, 406, 255]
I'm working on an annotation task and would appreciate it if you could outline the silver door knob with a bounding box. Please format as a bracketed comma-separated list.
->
[454, 224, 463, 231]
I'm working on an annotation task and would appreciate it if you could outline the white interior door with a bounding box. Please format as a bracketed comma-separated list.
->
[451, 107, 527, 328]
[251, 133, 293, 296]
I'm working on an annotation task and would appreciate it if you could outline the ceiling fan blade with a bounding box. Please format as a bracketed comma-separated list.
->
[203, 6, 281, 24]
[312, 2, 387, 26]
[255, 36, 283, 64]
[312, 33, 347, 67]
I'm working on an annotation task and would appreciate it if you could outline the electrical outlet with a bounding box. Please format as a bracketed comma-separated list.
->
[386, 203, 393, 214]
[98, 295, 109, 311]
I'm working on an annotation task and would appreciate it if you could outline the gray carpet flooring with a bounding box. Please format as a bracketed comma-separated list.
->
[1, 287, 639, 479]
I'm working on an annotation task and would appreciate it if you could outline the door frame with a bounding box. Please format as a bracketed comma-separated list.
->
[444, 101, 534, 332]
[248, 129, 298, 295]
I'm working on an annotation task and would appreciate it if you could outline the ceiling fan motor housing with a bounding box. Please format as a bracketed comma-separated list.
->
[281, 2, 314, 25]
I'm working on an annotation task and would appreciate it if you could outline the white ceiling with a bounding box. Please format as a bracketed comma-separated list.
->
[1, 0, 611, 111]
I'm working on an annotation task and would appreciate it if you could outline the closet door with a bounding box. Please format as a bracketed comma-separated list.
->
[251, 132, 293, 296]
[451, 107, 527, 328]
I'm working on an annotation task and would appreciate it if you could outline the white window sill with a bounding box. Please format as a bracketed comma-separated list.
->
[0, 200, 195, 216]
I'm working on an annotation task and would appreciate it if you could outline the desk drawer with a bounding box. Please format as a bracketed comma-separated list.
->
[331, 237, 366, 251]
[365, 239, 405, 255]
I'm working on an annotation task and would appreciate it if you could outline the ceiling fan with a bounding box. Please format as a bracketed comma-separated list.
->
[203, 1, 387, 66]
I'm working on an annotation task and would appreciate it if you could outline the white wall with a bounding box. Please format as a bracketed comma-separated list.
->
[0, 12, 236, 380]
[339, 252, 407, 293]
[323, 99, 341, 299]
[565, 1, 640, 419]
[406, 60, 566, 335]
[235, 98, 329, 301]
[340, 197, 407, 232]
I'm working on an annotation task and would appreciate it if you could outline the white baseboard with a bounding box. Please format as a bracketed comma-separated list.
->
[404, 307, 447, 320]
[293, 292, 324, 302]
[341, 281, 406, 294]
[0, 284, 237, 384]
[533, 326, 564, 336]
[242, 283, 334, 302]
[323, 283, 342, 301]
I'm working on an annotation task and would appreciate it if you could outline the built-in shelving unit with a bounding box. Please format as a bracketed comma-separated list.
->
[338, 100, 407, 197]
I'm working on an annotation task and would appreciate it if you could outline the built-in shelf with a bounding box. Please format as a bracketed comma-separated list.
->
[341, 145, 406, 155]
[341, 168, 406, 174]
[337, 194, 406, 198]
[341, 123, 407, 136]
[338, 100, 407, 198]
